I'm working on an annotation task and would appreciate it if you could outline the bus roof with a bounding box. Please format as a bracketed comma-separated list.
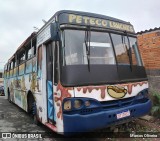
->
[8, 32, 36, 62]
[55, 10, 131, 24]
[16, 32, 36, 52]
[7, 10, 135, 63]
[37, 10, 134, 36]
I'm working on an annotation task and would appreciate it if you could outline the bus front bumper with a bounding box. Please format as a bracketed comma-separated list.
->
[63, 99, 151, 133]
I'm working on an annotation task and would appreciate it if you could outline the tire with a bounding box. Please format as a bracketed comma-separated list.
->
[33, 114, 40, 125]
[28, 95, 40, 125]
[32, 102, 40, 125]
[8, 89, 11, 103]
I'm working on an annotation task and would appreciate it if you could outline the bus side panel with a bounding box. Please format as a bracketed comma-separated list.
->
[12, 75, 27, 111]
[3, 70, 8, 98]
[35, 45, 48, 124]
[53, 83, 74, 132]
[74, 81, 149, 101]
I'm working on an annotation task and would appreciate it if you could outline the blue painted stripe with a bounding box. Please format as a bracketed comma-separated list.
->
[47, 81, 56, 121]
[63, 99, 151, 133]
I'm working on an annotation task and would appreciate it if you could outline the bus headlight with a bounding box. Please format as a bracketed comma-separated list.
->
[85, 100, 90, 107]
[137, 92, 144, 99]
[64, 100, 71, 110]
[137, 89, 149, 100]
[74, 100, 82, 109]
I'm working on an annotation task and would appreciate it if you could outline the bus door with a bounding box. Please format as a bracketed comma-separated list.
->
[46, 42, 56, 123]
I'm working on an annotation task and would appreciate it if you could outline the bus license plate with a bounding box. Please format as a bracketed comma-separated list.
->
[116, 110, 130, 119]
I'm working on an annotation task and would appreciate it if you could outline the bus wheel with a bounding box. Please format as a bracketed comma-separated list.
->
[32, 102, 40, 125]
[27, 94, 40, 125]
[8, 89, 11, 103]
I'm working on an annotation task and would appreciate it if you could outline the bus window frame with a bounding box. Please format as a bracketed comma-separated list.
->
[16, 38, 37, 76]
[25, 44, 37, 74]
[25, 43, 34, 74]
[10, 57, 16, 78]
[54, 41, 59, 85]
[18, 50, 26, 65]
[60, 27, 139, 67]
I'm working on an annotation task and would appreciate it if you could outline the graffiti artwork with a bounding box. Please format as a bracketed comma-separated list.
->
[107, 85, 127, 99]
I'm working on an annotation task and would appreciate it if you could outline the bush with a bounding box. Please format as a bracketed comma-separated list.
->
[151, 90, 160, 117]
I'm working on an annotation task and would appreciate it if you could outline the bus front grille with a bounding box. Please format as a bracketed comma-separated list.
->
[100, 96, 147, 110]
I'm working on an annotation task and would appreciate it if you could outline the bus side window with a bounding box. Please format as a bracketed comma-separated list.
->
[10, 62, 13, 70]
[7, 63, 10, 78]
[0, 72, 3, 78]
[34, 46, 36, 55]
[26, 47, 32, 60]
[10, 61, 13, 77]
[13, 58, 17, 77]
[10, 59, 15, 77]
[18, 51, 25, 75]
[18, 52, 26, 64]
[25, 43, 33, 74]
[11, 58, 16, 68]
[4, 65, 7, 78]
[32, 38, 36, 56]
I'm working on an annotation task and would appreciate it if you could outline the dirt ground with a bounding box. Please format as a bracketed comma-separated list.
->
[0, 96, 160, 141]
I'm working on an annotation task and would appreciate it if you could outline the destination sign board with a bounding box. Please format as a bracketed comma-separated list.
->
[58, 13, 135, 33]
[37, 25, 51, 47]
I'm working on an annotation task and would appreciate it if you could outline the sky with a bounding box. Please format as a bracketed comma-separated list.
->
[0, 0, 160, 69]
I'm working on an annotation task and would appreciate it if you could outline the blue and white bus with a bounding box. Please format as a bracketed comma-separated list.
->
[4, 10, 151, 134]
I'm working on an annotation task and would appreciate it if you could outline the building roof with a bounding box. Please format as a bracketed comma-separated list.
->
[137, 27, 160, 34]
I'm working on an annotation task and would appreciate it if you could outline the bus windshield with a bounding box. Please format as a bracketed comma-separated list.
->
[62, 29, 142, 66]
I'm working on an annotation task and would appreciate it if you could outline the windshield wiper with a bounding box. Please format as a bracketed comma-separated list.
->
[62, 30, 66, 65]
[84, 26, 91, 71]
[122, 33, 132, 71]
[128, 37, 133, 71]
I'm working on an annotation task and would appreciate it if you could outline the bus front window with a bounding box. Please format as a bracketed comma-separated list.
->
[62, 29, 115, 65]
[129, 37, 142, 66]
[62, 29, 142, 67]
[111, 33, 142, 66]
